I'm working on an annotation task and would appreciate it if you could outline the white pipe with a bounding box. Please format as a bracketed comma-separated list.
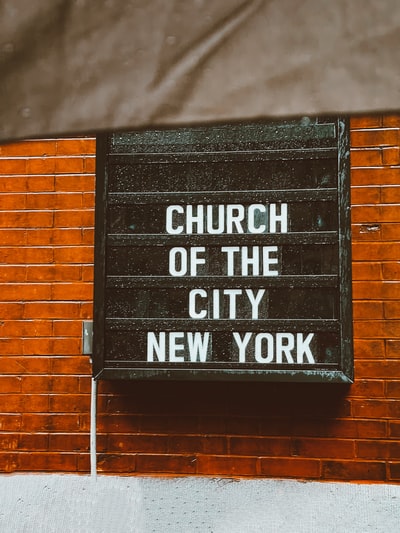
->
[90, 378, 97, 479]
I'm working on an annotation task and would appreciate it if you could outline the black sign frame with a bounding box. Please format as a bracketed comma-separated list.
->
[93, 117, 352, 383]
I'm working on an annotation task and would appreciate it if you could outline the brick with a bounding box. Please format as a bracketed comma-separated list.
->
[381, 185, 400, 203]
[351, 262, 382, 281]
[352, 399, 390, 418]
[0, 415, 22, 431]
[389, 421, 400, 437]
[50, 229, 84, 245]
[26, 158, 56, 174]
[0, 303, 24, 319]
[0, 453, 18, 472]
[352, 243, 400, 262]
[55, 193, 83, 209]
[351, 129, 399, 148]
[24, 302, 81, 319]
[381, 223, 400, 241]
[52, 338, 81, 355]
[25, 229, 53, 245]
[0, 266, 26, 282]
[53, 320, 83, 337]
[52, 283, 93, 301]
[169, 435, 227, 455]
[0, 283, 52, 301]
[82, 192, 95, 208]
[84, 158, 96, 173]
[383, 263, 400, 280]
[353, 282, 400, 300]
[137, 453, 198, 474]
[18, 434, 49, 451]
[357, 440, 400, 459]
[54, 210, 94, 228]
[0, 177, 26, 192]
[382, 147, 400, 166]
[56, 138, 95, 156]
[386, 340, 400, 359]
[16, 452, 77, 472]
[356, 361, 400, 379]
[0, 376, 22, 392]
[53, 247, 94, 263]
[348, 379, 385, 398]
[0, 435, 18, 450]
[25, 265, 56, 281]
[25, 193, 55, 209]
[351, 205, 400, 223]
[49, 434, 91, 452]
[352, 223, 382, 241]
[80, 303, 93, 319]
[351, 167, 400, 185]
[0, 193, 26, 209]
[350, 149, 381, 166]
[49, 394, 90, 413]
[386, 381, 400, 398]
[353, 320, 400, 338]
[351, 116, 382, 129]
[0, 140, 57, 157]
[383, 115, 400, 127]
[388, 463, 400, 480]
[384, 302, 400, 319]
[260, 457, 320, 479]
[292, 438, 354, 459]
[353, 340, 385, 359]
[0, 211, 53, 228]
[50, 356, 91, 374]
[0, 320, 53, 337]
[0, 339, 24, 355]
[55, 175, 95, 192]
[78, 377, 92, 394]
[353, 301, 383, 319]
[22, 338, 53, 355]
[196, 454, 257, 476]
[229, 436, 290, 456]
[351, 187, 380, 204]
[321, 460, 386, 481]
[387, 400, 400, 418]
[26, 176, 55, 191]
[0, 247, 54, 264]
[0, 159, 27, 174]
[21, 414, 80, 432]
[96, 453, 136, 473]
[107, 434, 169, 454]
[0, 394, 48, 412]
[21, 376, 80, 393]
[97, 414, 140, 433]
[55, 157, 84, 174]
[0, 357, 50, 374]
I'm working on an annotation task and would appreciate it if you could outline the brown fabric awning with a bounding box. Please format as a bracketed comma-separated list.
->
[1, 0, 399, 141]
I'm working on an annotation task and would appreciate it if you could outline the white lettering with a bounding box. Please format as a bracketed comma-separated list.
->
[166, 205, 184, 234]
[188, 332, 210, 362]
[245, 289, 265, 319]
[296, 333, 315, 363]
[233, 332, 252, 363]
[147, 332, 166, 362]
[189, 289, 207, 319]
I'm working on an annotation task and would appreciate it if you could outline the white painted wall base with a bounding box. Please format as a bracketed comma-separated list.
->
[0, 475, 399, 532]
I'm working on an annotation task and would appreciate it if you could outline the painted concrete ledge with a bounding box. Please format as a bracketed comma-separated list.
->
[0, 475, 399, 532]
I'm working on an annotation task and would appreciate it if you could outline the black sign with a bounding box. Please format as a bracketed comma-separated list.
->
[93, 118, 353, 382]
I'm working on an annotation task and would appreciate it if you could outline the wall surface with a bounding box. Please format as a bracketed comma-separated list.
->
[0, 117, 399, 482]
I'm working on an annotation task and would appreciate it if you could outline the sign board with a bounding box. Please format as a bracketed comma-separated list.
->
[93, 117, 353, 382]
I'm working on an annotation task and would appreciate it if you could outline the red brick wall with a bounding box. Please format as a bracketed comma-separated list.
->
[0, 117, 399, 482]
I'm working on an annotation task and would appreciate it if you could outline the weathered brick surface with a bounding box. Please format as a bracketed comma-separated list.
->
[0, 118, 400, 482]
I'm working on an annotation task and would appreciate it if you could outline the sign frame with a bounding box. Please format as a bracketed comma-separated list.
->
[93, 118, 353, 383]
